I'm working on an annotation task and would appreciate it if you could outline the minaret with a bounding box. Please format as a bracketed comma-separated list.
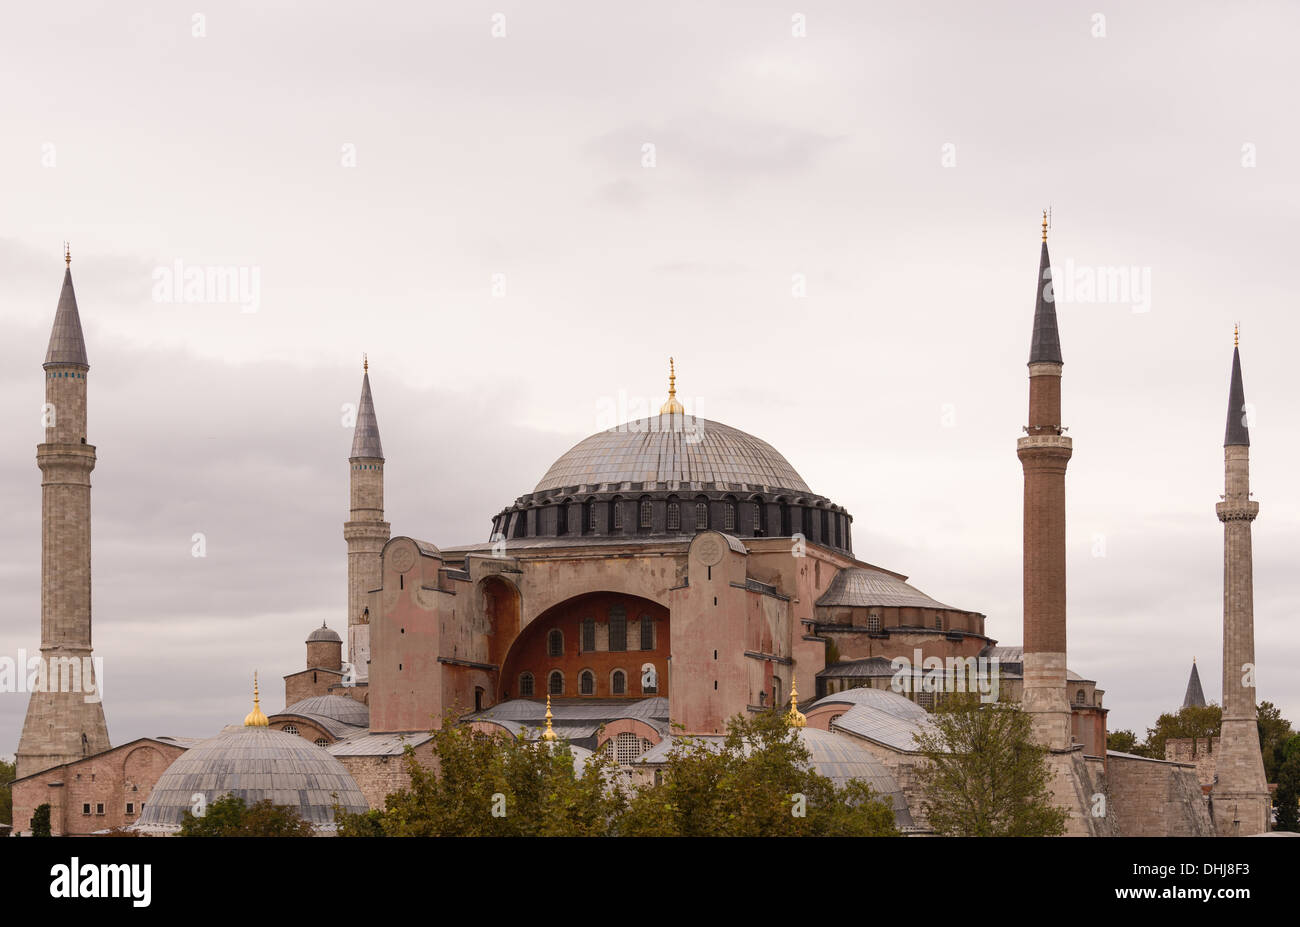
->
[344, 356, 389, 682]
[1182, 658, 1207, 709]
[16, 247, 112, 778]
[1016, 213, 1073, 750]
[1213, 330, 1270, 835]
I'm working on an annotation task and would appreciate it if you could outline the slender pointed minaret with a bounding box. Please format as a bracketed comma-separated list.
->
[16, 247, 111, 778]
[1017, 213, 1073, 750]
[344, 356, 389, 681]
[1182, 658, 1207, 709]
[1212, 329, 1270, 835]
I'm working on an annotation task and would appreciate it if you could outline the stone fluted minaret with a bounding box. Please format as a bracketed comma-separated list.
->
[344, 357, 389, 681]
[1212, 334, 1270, 835]
[16, 251, 112, 778]
[1016, 214, 1074, 751]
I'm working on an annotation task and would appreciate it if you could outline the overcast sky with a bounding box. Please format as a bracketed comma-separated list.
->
[3, 0, 1298, 755]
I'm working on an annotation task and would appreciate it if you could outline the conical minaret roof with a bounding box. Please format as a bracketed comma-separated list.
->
[350, 360, 384, 459]
[1224, 337, 1250, 447]
[44, 267, 90, 368]
[1028, 218, 1062, 365]
[1182, 659, 1206, 709]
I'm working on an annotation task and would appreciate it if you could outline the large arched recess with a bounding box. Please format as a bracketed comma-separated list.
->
[478, 575, 522, 672]
[498, 591, 669, 702]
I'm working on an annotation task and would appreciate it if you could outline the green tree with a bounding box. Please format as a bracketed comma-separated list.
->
[1144, 703, 1222, 761]
[619, 709, 898, 837]
[338, 712, 627, 836]
[1256, 701, 1294, 783]
[913, 693, 1067, 836]
[0, 758, 14, 828]
[30, 803, 52, 838]
[179, 795, 313, 836]
[1275, 752, 1300, 833]
[1106, 729, 1141, 755]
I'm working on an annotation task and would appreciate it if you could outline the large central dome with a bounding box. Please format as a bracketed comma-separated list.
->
[534, 416, 811, 494]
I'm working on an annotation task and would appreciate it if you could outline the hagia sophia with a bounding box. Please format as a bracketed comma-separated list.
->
[8, 221, 1272, 837]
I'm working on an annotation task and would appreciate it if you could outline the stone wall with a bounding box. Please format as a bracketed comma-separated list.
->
[1107, 752, 1215, 837]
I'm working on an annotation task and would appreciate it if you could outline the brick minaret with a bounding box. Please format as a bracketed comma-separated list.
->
[16, 250, 111, 778]
[1212, 333, 1270, 835]
[344, 357, 389, 681]
[1016, 214, 1073, 750]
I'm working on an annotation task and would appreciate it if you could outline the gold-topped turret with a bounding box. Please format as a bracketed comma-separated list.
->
[786, 677, 806, 728]
[542, 693, 557, 741]
[243, 672, 269, 727]
[659, 357, 685, 415]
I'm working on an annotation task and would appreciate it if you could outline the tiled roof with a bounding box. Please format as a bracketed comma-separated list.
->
[816, 567, 952, 609]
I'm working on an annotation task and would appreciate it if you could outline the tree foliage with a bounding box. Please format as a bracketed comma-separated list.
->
[1106, 729, 1141, 755]
[1143, 703, 1222, 761]
[1257, 701, 1295, 783]
[30, 803, 52, 838]
[178, 794, 314, 837]
[619, 710, 898, 837]
[1274, 751, 1300, 833]
[0, 758, 14, 827]
[338, 713, 626, 836]
[913, 693, 1067, 836]
[337, 709, 898, 837]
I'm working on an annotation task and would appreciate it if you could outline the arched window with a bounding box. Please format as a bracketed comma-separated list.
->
[695, 497, 709, 530]
[917, 691, 935, 710]
[641, 662, 658, 694]
[557, 500, 569, 536]
[519, 672, 535, 697]
[868, 613, 881, 633]
[639, 496, 653, 529]
[666, 500, 680, 531]
[723, 499, 736, 531]
[609, 606, 627, 651]
[611, 496, 624, 531]
[580, 670, 595, 695]
[602, 732, 652, 765]
[513, 510, 527, 538]
[821, 509, 830, 544]
[547, 628, 564, 657]
[640, 615, 654, 650]
[585, 499, 597, 533]
[1075, 689, 1087, 705]
[752, 501, 763, 535]
[283, 724, 299, 735]
[611, 669, 627, 695]
[934, 616, 944, 631]
[315, 737, 329, 747]
[779, 499, 792, 536]
[548, 671, 564, 696]
[581, 616, 596, 652]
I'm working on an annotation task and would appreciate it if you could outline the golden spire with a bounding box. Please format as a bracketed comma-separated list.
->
[541, 693, 557, 741]
[786, 677, 806, 728]
[243, 672, 269, 727]
[1041, 210, 1048, 243]
[64, 241, 71, 266]
[1234, 324, 1239, 348]
[659, 357, 685, 415]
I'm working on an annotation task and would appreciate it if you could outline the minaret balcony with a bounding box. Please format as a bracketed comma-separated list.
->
[1215, 500, 1258, 522]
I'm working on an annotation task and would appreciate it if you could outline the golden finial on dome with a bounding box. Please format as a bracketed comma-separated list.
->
[542, 693, 557, 741]
[244, 672, 269, 727]
[786, 677, 806, 728]
[659, 357, 685, 415]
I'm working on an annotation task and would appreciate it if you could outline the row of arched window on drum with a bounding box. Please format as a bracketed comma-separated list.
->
[519, 497, 844, 543]
[518, 668, 655, 697]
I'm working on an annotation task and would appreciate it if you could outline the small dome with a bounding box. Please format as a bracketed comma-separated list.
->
[798, 728, 914, 829]
[307, 623, 341, 643]
[283, 694, 370, 728]
[133, 726, 368, 832]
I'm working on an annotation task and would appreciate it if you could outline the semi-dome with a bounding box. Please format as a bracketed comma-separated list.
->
[534, 416, 811, 494]
[133, 725, 369, 833]
[283, 694, 370, 727]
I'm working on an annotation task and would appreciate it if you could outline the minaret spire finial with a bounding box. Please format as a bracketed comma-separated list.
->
[244, 671, 269, 727]
[64, 241, 71, 266]
[659, 357, 685, 415]
[363, 353, 368, 373]
[542, 693, 557, 741]
[1042, 210, 1048, 243]
[1234, 324, 1239, 348]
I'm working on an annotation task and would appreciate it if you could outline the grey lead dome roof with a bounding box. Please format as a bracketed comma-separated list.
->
[534, 415, 811, 494]
[133, 725, 368, 831]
